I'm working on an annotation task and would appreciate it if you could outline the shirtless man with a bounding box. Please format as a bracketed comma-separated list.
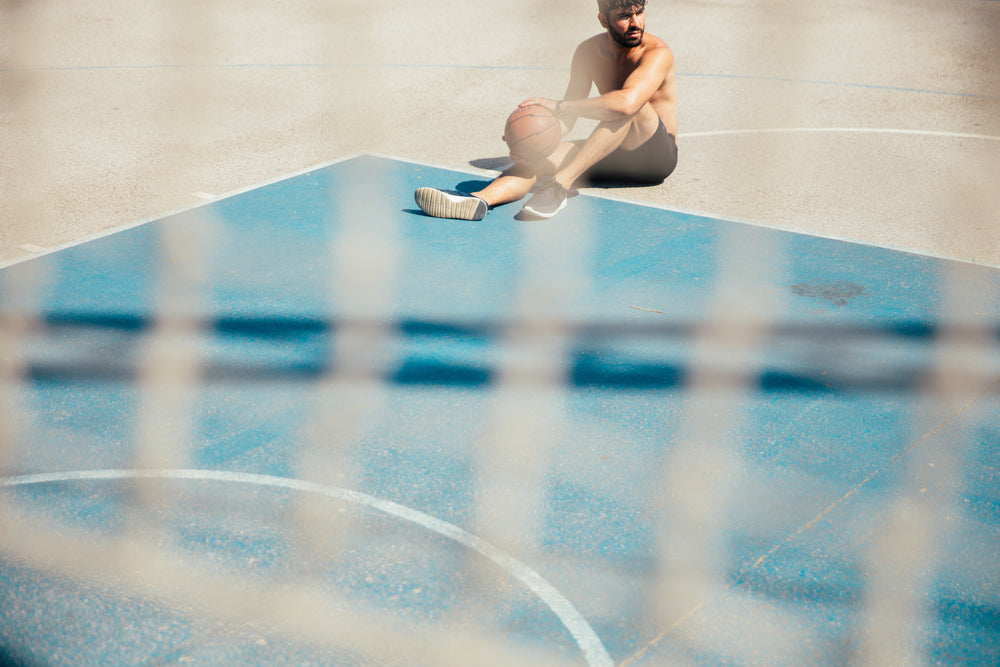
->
[414, 0, 677, 220]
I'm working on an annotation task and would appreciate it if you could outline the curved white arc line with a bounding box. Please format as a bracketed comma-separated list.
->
[677, 127, 1000, 142]
[0, 468, 614, 667]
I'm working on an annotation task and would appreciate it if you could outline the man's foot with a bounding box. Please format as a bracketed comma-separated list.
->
[414, 188, 488, 221]
[520, 179, 572, 219]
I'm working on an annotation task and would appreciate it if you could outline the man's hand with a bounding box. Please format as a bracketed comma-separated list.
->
[518, 97, 560, 115]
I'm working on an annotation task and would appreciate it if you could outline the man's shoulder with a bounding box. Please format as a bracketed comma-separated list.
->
[575, 33, 609, 54]
[641, 33, 672, 56]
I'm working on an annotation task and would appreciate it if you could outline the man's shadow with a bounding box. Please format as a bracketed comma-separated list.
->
[468, 156, 663, 191]
[469, 157, 513, 172]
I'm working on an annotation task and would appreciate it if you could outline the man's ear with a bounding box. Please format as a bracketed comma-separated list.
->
[597, 12, 608, 29]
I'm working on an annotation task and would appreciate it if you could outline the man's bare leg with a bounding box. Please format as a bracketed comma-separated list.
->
[470, 166, 537, 208]
[471, 140, 579, 206]
[521, 104, 660, 218]
[413, 142, 577, 220]
[414, 106, 658, 220]
[554, 103, 661, 189]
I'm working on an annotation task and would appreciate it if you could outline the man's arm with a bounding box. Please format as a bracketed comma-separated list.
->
[556, 42, 598, 133]
[564, 44, 673, 121]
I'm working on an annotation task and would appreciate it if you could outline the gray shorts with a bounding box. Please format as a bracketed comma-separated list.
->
[584, 120, 678, 185]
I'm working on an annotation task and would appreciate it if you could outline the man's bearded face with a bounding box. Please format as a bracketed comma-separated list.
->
[606, 5, 645, 47]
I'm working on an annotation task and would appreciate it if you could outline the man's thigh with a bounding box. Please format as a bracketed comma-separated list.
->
[584, 121, 677, 185]
[506, 140, 583, 178]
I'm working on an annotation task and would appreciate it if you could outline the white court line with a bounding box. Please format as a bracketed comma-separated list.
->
[373, 151, 1000, 269]
[0, 152, 370, 270]
[677, 127, 1000, 142]
[17, 244, 49, 253]
[4, 149, 993, 273]
[0, 467, 614, 667]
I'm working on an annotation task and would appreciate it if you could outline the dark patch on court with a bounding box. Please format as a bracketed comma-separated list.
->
[791, 280, 866, 306]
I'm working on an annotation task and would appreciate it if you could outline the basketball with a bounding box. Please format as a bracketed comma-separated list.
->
[503, 104, 562, 161]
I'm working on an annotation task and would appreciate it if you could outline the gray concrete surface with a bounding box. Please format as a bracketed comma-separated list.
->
[2, 0, 999, 266]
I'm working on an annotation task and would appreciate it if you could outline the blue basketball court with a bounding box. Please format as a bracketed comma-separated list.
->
[1, 155, 998, 666]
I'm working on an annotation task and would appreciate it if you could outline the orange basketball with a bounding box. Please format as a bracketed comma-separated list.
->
[503, 104, 562, 161]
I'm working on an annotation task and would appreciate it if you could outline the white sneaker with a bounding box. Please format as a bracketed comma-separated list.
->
[414, 188, 488, 221]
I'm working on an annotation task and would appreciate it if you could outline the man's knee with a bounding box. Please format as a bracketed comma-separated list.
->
[621, 103, 660, 150]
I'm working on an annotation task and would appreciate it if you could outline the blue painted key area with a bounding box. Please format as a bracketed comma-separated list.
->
[1, 155, 997, 666]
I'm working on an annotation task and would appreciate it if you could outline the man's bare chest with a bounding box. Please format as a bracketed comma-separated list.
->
[589, 60, 638, 94]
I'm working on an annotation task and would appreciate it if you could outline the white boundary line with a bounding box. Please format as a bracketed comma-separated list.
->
[386, 152, 1000, 270]
[3, 147, 996, 271]
[0, 467, 615, 667]
[676, 127, 1000, 142]
[576, 190, 1000, 270]
[0, 152, 369, 271]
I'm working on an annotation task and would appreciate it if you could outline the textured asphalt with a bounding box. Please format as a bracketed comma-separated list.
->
[2, 0, 998, 266]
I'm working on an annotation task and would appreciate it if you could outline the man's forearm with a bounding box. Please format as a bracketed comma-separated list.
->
[558, 90, 639, 122]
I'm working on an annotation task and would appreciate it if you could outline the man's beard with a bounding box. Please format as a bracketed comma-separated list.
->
[609, 24, 643, 48]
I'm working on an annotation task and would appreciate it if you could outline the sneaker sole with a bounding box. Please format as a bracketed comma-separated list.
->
[414, 188, 487, 221]
[520, 197, 567, 219]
